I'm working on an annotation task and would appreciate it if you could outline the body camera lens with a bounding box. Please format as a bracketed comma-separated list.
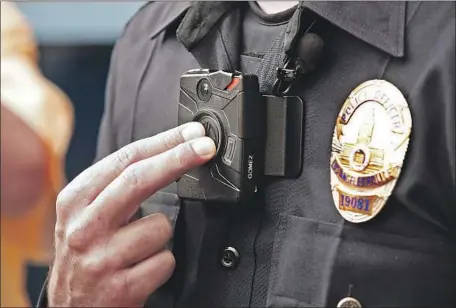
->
[197, 79, 212, 102]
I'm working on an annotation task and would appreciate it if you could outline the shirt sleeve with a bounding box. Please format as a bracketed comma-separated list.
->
[94, 2, 160, 163]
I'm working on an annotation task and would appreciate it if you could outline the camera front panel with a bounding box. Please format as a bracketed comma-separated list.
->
[177, 69, 262, 203]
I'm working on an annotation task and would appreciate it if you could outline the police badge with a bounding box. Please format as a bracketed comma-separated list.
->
[330, 80, 412, 223]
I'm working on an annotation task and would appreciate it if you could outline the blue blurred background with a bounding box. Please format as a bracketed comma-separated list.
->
[17, 1, 146, 181]
[16, 2, 145, 303]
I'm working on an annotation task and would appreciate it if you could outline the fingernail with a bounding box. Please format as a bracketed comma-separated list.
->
[181, 122, 205, 141]
[190, 137, 216, 157]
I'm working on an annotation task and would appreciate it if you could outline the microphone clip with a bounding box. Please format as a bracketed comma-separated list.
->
[273, 56, 301, 96]
[272, 20, 322, 97]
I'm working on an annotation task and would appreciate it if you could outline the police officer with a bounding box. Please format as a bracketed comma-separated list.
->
[39, 1, 455, 307]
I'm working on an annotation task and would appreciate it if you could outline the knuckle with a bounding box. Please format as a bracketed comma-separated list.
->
[114, 145, 137, 172]
[182, 141, 197, 158]
[79, 255, 108, 277]
[55, 190, 68, 209]
[168, 143, 193, 169]
[120, 165, 142, 188]
[65, 225, 88, 251]
[55, 189, 73, 215]
[160, 130, 184, 150]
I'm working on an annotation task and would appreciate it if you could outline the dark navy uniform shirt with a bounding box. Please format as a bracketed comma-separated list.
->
[39, 2, 455, 307]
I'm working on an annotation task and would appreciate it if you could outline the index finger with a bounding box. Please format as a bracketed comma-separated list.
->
[86, 136, 215, 227]
[57, 122, 206, 210]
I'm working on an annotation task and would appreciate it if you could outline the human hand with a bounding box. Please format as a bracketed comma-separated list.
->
[48, 122, 215, 307]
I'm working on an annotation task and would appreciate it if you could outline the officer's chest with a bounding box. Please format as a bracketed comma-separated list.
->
[125, 19, 424, 241]
[129, 23, 398, 222]
[129, 31, 199, 141]
[117, 18, 456, 307]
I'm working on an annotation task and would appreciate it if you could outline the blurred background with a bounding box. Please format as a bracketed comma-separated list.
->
[4, 2, 145, 305]
[17, 1, 145, 182]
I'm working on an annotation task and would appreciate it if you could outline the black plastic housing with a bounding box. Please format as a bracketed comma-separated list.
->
[177, 69, 263, 204]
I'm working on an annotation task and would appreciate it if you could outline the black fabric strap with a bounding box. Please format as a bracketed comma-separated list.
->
[255, 4, 303, 95]
[256, 27, 288, 95]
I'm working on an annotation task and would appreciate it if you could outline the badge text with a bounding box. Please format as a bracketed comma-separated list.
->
[338, 191, 373, 216]
[331, 160, 397, 188]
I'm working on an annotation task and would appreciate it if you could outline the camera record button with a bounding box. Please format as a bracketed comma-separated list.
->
[193, 110, 224, 156]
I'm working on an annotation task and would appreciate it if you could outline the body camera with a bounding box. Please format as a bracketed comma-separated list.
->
[177, 69, 263, 203]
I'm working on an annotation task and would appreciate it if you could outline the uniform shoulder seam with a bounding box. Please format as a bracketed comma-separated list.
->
[119, 1, 155, 38]
[118, 1, 190, 41]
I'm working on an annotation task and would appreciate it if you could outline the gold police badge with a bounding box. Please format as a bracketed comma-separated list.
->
[330, 80, 412, 223]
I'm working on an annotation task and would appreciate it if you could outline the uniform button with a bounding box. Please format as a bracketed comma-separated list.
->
[221, 247, 240, 269]
[337, 297, 362, 308]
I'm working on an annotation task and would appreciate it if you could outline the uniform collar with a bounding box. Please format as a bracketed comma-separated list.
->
[302, 1, 406, 57]
[149, 1, 192, 40]
[171, 1, 405, 58]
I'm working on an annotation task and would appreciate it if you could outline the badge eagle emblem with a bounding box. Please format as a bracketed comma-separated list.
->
[330, 80, 412, 223]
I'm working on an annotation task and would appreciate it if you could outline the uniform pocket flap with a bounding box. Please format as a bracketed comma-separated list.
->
[267, 214, 456, 307]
